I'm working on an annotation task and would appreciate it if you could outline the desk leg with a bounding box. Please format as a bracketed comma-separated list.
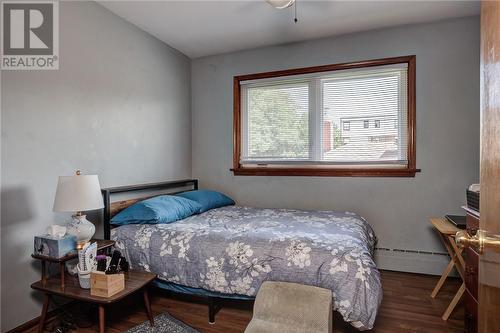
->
[143, 288, 154, 327]
[431, 258, 455, 298]
[440, 234, 465, 280]
[448, 235, 466, 272]
[442, 283, 465, 321]
[432, 232, 460, 297]
[99, 304, 106, 333]
[38, 294, 50, 333]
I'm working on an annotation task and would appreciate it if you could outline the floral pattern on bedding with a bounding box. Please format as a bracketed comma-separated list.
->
[111, 206, 382, 330]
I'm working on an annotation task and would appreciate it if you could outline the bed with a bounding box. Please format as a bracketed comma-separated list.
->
[102, 179, 382, 331]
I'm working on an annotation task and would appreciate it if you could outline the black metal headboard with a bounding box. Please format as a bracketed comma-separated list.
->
[101, 179, 198, 240]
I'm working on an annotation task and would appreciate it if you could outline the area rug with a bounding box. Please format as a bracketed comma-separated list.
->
[124, 313, 201, 333]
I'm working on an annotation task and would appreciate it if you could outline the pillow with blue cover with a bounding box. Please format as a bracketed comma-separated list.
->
[176, 189, 235, 213]
[110, 195, 202, 225]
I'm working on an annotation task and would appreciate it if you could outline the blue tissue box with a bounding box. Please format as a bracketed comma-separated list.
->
[34, 234, 77, 259]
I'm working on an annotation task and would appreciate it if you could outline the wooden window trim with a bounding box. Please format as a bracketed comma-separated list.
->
[232, 55, 419, 177]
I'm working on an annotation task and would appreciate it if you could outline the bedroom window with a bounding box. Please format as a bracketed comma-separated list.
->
[233, 56, 417, 177]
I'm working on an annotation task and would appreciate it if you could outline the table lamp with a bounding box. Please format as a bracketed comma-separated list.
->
[53, 171, 104, 248]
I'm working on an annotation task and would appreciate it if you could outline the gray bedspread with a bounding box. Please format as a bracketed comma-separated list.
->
[111, 206, 382, 330]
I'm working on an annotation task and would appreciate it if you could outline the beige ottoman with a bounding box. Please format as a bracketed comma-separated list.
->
[245, 281, 333, 333]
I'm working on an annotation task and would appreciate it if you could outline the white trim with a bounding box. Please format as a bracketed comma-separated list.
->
[310, 79, 322, 161]
[397, 70, 408, 161]
[241, 87, 249, 160]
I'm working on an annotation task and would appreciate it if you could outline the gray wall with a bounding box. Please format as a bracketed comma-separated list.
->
[191, 17, 480, 273]
[0, 2, 191, 331]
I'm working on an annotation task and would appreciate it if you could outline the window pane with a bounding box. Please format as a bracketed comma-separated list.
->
[321, 72, 407, 163]
[246, 84, 309, 161]
[343, 121, 350, 131]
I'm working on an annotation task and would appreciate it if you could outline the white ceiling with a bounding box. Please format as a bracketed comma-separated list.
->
[98, 0, 480, 59]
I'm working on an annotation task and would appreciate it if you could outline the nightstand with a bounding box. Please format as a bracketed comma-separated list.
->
[31, 270, 156, 333]
[32, 239, 115, 289]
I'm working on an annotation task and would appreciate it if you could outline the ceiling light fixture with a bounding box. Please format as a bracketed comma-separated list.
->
[266, 0, 298, 23]
[266, 0, 295, 9]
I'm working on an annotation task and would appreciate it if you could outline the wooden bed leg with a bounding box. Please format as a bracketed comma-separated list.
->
[208, 297, 222, 325]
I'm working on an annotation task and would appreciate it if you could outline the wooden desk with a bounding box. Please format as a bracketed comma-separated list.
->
[429, 218, 465, 320]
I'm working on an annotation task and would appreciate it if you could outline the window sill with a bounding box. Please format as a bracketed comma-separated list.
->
[231, 167, 421, 177]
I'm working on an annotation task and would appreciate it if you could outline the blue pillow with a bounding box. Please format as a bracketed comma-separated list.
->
[110, 195, 202, 225]
[176, 190, 235, 213]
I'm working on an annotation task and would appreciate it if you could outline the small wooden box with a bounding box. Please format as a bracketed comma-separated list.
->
[90, 272, 125, 298]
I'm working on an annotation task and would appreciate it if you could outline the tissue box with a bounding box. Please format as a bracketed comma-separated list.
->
[34, 234, 77, 259]
[90, 271, 125, 297]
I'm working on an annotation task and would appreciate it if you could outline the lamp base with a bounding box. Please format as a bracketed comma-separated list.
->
[67, 214, 95, 248]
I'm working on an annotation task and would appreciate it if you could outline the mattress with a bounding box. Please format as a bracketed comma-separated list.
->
[111, 206, 382, 330]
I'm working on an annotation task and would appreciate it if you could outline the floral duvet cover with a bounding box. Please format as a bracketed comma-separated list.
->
[111, 206, 382, 330]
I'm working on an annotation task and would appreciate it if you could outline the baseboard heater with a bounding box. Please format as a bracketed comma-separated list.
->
[375, 247, 451, 276]
[375, 247, 448, 256]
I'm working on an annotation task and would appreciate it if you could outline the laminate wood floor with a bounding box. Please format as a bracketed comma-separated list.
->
[28, 270, 464, 333]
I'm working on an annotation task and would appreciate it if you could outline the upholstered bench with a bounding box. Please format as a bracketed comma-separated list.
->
[245, 281, 333, 333]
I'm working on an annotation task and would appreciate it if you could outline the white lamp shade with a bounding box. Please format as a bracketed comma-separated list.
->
[53, 175, 104, 212]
